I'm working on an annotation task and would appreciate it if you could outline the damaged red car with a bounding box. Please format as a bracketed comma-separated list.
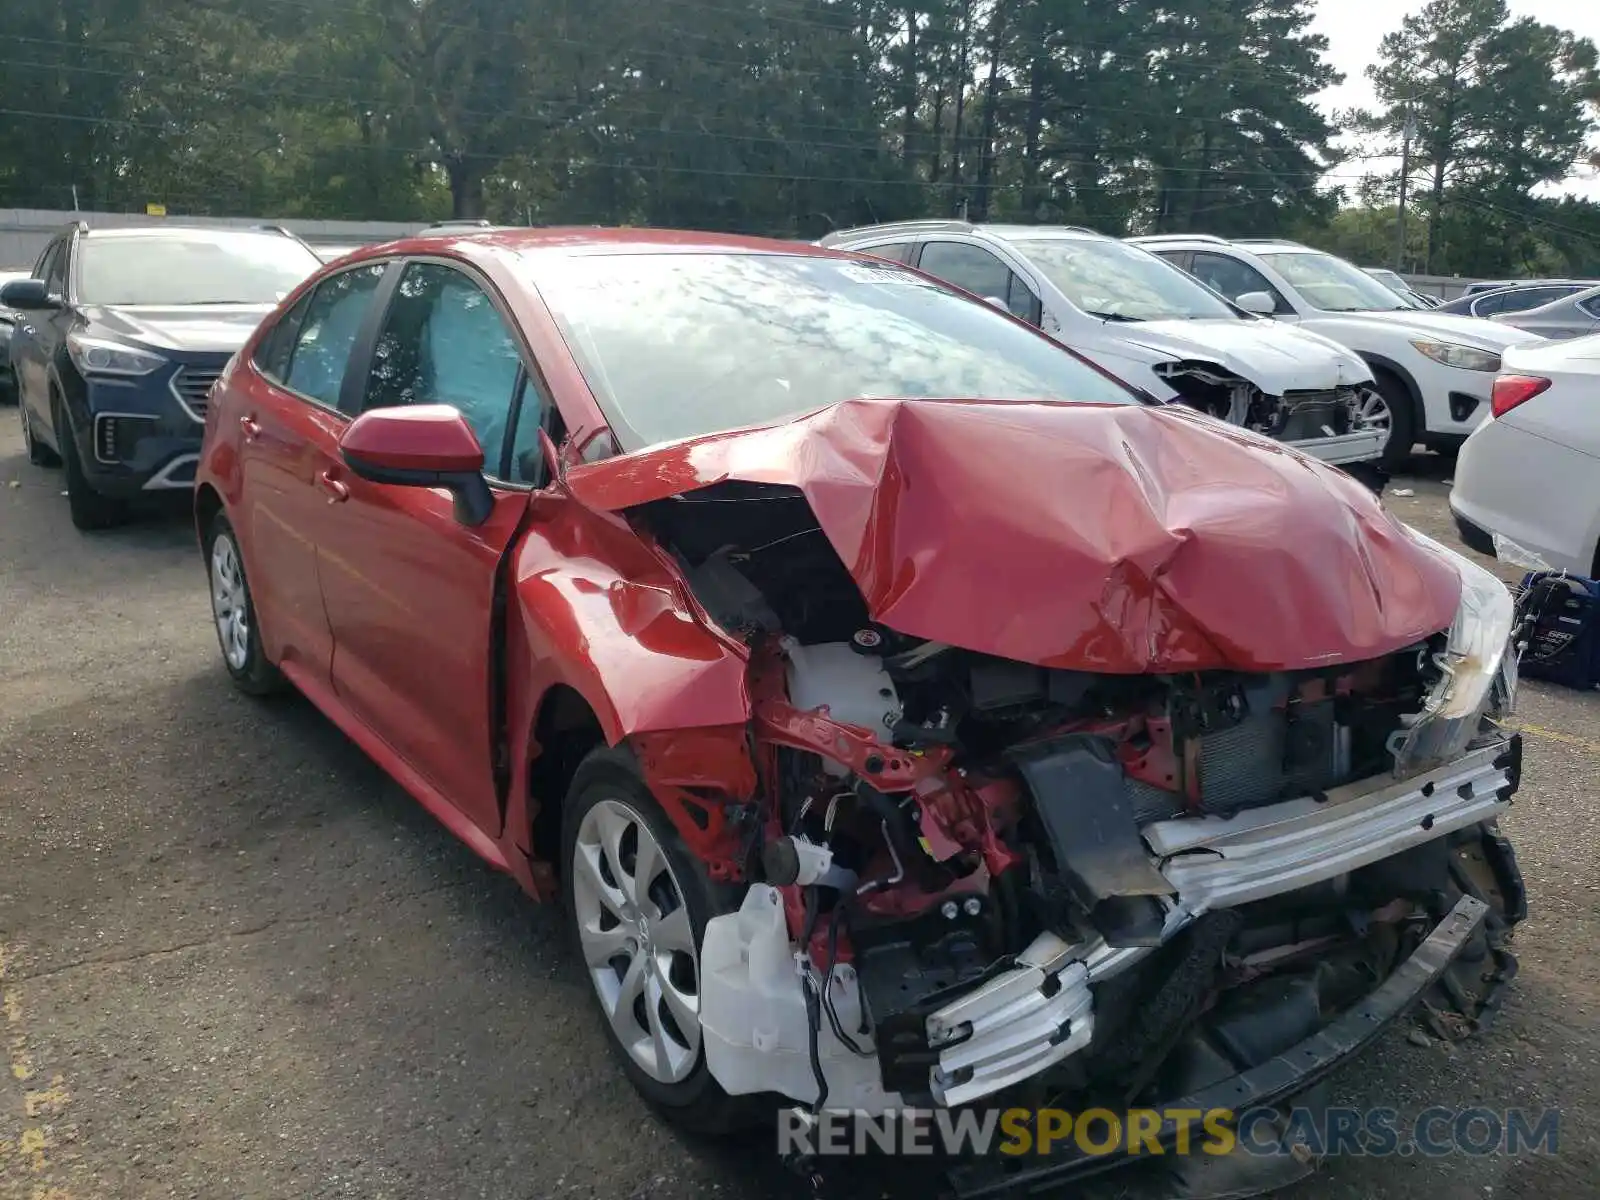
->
[195, 228, 1526, 1199]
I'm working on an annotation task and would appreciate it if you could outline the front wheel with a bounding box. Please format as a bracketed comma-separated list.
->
[19, 395, 57, 466]
[56, 397, 126, 530]
[206, 513, 284, 696]
[1365, 375, 1417, 471]
[561, 747, 754, 1134]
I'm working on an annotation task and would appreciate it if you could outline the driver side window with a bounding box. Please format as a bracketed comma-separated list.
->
[1188, 252, 1288, 313]
[39, 241, 69, 297]
[918, 241, 1040, 323]
[362, 262, 524, 476]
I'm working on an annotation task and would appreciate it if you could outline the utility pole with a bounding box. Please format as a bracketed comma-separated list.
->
[1393, 109, 1416, 272]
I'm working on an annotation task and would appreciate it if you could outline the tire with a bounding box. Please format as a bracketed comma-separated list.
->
[1370, 372, 1418, 471]
[19, 394, 57, 466]
[55, 395, 126, 530]
[205, 512, 284, 696]
[561, 746, 756, 1134]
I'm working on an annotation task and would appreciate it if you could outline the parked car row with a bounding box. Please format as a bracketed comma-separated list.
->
[5, 218, 1558, 529]
[821, 222, 1546, 471]
[4, 218, 1537, 1200]
[1362, 266, 1442, 309]
[820, 221, 1392, 472]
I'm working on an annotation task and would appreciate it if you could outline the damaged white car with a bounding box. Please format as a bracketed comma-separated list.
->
[819, 221, 1392, 486]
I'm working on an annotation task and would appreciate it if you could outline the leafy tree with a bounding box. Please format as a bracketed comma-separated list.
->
[0, 0, 1594, 274]
[1362, 0, 1600, 273]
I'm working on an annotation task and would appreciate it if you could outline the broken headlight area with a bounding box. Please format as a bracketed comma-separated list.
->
[633, 476, 1525, 1190]
[1152, 362, 1378, 443]
[1389, 525, 1518, 777]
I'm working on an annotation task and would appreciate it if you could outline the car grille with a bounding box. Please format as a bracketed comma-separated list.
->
[169, 364, 225, 421]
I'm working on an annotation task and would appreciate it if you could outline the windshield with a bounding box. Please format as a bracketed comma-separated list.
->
[79, 233, 323, 305]
[531, 251, 1138, 449]
[1013, 238, 1240, 322]
[1259, 252, 1410, 313]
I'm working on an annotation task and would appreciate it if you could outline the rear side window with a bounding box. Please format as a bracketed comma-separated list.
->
[1485, 288, 1563, 316]
[253, 291, 315, 382]
[282, 263, 387, 406]
[1581, 295, 1600, 320]
[855, 241, 914, 264]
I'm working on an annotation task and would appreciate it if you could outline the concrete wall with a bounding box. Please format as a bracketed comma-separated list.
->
[0, 208, 430, 270]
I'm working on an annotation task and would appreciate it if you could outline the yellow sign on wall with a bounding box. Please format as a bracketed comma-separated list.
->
[145, 203, 166, 216]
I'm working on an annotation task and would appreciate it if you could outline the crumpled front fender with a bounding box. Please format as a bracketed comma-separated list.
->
[510, 500, 752, 746]
[501, 500, 758, 893]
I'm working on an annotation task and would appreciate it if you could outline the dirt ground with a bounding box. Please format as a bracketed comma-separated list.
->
[2, 423, 1597, 1200]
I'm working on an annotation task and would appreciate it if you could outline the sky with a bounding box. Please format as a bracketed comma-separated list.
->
[1310, 0, 1600, 201]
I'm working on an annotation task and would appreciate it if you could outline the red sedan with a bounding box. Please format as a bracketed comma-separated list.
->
[196, 227, 1524, 1192]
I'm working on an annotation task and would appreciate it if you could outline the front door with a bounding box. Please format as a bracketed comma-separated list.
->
[315, 259, 541, 838]
[235, 259, 389, 682]
[1187, 251, 1296, 321]
[12, 239, 72, 445]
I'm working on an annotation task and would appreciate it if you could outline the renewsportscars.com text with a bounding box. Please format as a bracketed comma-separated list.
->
[777, 1106, 1560, 1159]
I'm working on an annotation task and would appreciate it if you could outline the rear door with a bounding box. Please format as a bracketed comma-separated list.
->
[314, 257, 542, 837]
[233, 259, 391, 682]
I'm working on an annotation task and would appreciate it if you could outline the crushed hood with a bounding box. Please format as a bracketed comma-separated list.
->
[1117, 318, 1372, 393]
[566, 399, 1461, 673]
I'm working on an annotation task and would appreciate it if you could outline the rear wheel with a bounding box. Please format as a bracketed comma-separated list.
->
[56, 395, 126, 530]
[561, 747, 755, 1134]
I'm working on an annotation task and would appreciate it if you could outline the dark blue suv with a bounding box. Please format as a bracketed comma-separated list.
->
[2, 223, 323, 529]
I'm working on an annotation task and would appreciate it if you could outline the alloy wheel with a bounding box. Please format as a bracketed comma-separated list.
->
[571, 797, 702, 1085]
[1354, 387, 1393, 449]
[210, 534, 251, 671]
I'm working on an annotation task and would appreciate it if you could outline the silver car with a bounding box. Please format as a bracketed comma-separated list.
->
[1492, 284, 1600, 340]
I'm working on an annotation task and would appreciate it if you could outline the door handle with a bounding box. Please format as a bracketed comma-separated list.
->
[240, 415, 262, 441]
[318, 469, 349, 503]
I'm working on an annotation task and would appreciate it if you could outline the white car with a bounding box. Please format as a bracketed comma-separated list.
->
[1451, 334, 1600, 576]
[1129, 235, 1547, 467]
[818, 221, 1389, 473]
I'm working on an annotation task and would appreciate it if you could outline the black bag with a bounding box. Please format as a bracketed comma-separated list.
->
[1515, 572, 1600, 690]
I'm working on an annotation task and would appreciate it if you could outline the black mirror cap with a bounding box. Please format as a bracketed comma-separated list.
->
[0, 279, 53, 309]
[341, 452, 495, 527]
[0, 279, 57, 310]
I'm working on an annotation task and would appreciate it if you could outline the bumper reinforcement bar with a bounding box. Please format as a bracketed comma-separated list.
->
[946, 893, 1490, 1198]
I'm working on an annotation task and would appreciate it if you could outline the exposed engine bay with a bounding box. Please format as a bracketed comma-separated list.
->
[632, 476, 1523, 1185]
[1153, 360, 1378, 444]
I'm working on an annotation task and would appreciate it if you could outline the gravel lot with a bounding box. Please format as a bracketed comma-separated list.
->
[2, 421, 1597, 1200]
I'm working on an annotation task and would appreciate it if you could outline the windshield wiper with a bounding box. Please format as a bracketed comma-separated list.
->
[1084, 310, 1144, 323]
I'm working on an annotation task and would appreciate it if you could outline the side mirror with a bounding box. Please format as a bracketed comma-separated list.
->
[339, 404, 494, 526]
[0, 279, 57, 311]
[1235, 291, 1277, 316]
[981, 295, 1010, 310]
